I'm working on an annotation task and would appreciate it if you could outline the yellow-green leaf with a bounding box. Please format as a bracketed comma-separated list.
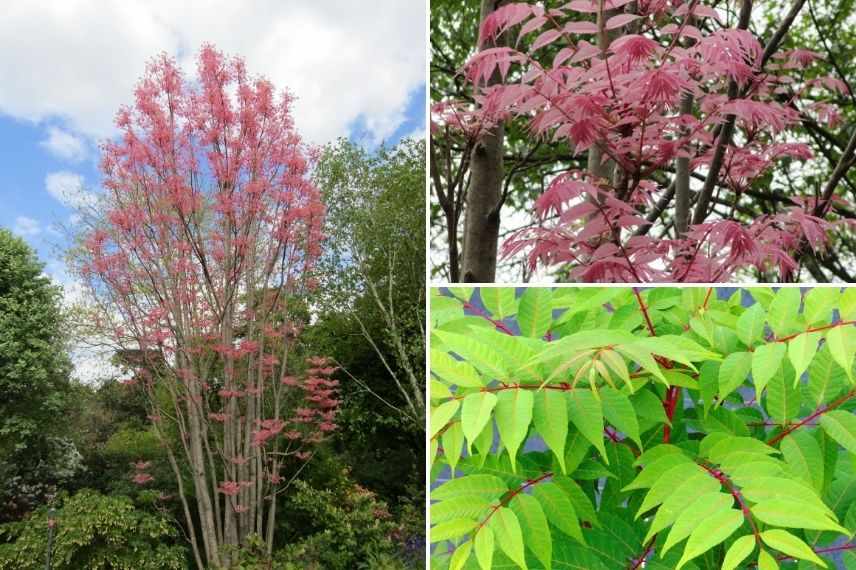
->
[567, 389, 607, 463]
[431, 518, 476, 542]
[490, 507, 527, 569]
[752, 343, 786, 396]
[474, 525, 494, 570]
[758, 549, 780, 570]
[825, 325, 855, 384]
[461, 392, 497, 453]
[431, 400, 460, 439]
[721, 534, 756, 570]
[533, 390, 568, 472]
[450, 540, 472, 570]
[675, 508, 743, 569]
[495, 389, 534, 472]
[788, 331, 820, 386]
[517, 288, 553, 338]
[820, 410, 856, 455]
[761, 529, 827, 567]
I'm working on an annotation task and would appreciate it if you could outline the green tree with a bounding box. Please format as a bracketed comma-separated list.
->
[0, 229, 73, 521]
[314, 137, 426, 426]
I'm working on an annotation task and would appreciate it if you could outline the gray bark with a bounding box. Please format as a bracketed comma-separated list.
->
[461, 0, 509, 283]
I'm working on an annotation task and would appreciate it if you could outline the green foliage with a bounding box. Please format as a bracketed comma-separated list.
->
[0, 490, 186, 569]
[272, 477, 410, 570]
[430, 287, 856, 569]
[0, 229, 74, 521]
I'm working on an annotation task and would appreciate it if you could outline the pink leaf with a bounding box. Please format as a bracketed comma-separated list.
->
[531, 29, 562, 52]
[566, 0, 597, 13]
[565, 21, 599, 34]
[605, 14, 641, 30]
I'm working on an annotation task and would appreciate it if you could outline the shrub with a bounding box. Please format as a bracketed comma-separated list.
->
[274, 478, 407, 569]
[0, 489, 186, 569]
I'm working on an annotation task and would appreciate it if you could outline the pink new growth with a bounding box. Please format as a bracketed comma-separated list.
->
[436, 1, 847, 281]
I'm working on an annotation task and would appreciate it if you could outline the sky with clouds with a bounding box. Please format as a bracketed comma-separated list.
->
[0, 0, 426, 381]
[1, 0, 426, 278]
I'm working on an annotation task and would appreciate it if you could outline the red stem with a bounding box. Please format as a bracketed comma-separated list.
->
[633, 288, 657, 337]
[767, 388, 856, 446]
[769, 319, 856, 344]
[462, 301, 515, 335]
[474, 472, 554, 534]
[628, 537, 657, 570]
[701, 462, 761, 543]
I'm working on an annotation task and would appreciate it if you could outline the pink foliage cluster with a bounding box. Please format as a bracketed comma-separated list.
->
[79, 43, 324, 349]
[436, 1, 848, 281]
[131, 460, 154, 485]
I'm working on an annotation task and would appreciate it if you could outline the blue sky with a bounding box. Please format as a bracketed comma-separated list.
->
[0, 1, 425, 285]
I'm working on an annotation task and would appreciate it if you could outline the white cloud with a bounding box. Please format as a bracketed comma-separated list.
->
[402, 125, 426, 141]
[13, 215, 41, 236]
[0, 1, 425, 145]
[39, 126, 87, 162]
[45, 171, 97, 209]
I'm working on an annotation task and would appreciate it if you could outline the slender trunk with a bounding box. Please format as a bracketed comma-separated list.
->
[587, 2, 616, 185]
[446, 209, 460, 282]
[461, 0, 509, 283]
[674, 18, 695, 238]
[692, 0, 753, 225]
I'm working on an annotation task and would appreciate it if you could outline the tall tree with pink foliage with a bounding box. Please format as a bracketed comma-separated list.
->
[70, 45, 338, 568]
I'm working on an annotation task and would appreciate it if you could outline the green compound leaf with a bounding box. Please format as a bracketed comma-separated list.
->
[661, 492, 735, 555]
[641, 467, 720, 543]
[780, 431, 824, 492]
[495, 389, 534, 472]
[433, 474, 508, 502]
[751, 498, 849, 534]
[432, 350, 485, 388]
[803, 287, 839, 326]
[449, 540, 472, 570]
[600, 387, 641, 449]
[820, 410, 856, 455]
[434, 330, 508, 381]
[767, 287, 802, 337]
[533, 389, 568, 473]
[517, 288, 553, 339]
[766, 367, 800, 423]
[442, 421, 465, 474]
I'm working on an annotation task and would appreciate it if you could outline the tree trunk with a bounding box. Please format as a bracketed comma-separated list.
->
[461, 0, 509, 283]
